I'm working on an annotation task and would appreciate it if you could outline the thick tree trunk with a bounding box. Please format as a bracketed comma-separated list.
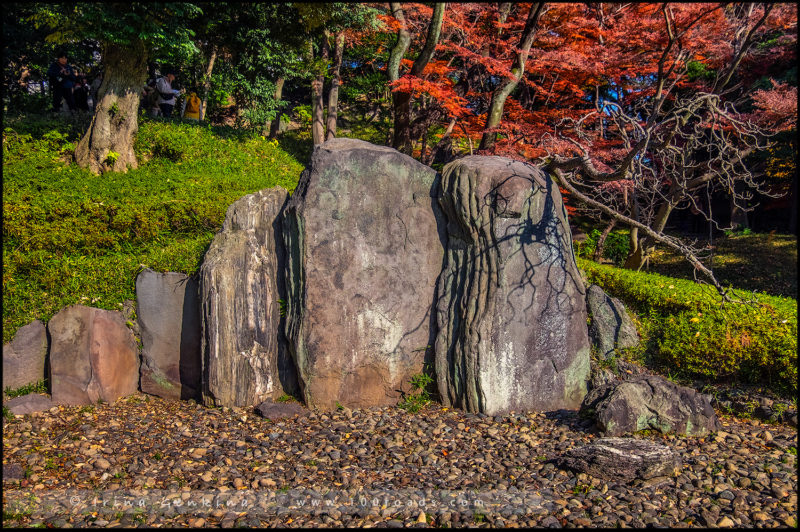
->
[479, 3, 544, 152]
[310, 38, 327, 145]
[268, 77, 286, 139]
[74, 41, 147, 174]
[593, 219, 617, 262]
[199, 45, 217, 122]
[325, 32, 345, 141]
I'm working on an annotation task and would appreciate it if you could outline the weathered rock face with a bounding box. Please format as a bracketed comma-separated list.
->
[5, 393, 54, 415]
[200, 187, 297, 407]
[136, 269, 202, 400]
[2, 320, 48, 391]
[581, 374, 721, 436]
[586, 284, 639, 359]
[435, 156, 590, 415]
[559, 438, 681, 480]
[48, 305, 139, 405]
[283, 138, 445, 410]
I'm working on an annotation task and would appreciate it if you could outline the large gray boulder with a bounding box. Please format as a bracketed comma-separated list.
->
[200, 187, 297, 407]
[435, 156, 590, 415]
[558, 438, 681, 480]
[2, 320, 48, 392]
[581, 374, 721, 436]
[136, 269, 202, 400]
[586, 284, 639, 359]
[48, 305, 139, 405]
[283, 138, 445, 410]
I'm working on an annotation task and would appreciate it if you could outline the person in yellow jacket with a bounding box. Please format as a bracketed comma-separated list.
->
[183, 92, 202, 121]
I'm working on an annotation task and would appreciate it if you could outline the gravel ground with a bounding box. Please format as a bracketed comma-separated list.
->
[2, 393, 797, 528]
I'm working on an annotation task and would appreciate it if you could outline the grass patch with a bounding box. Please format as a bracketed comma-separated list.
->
[4, 380, 47, 398]
[3, 113, 304, 343]
[579, 258, 797, 397]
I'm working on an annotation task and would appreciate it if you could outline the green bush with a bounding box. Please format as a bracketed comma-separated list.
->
[579, 258, 797, 396]
[574, 228, 631, 266]
[3, 114, 304, 343]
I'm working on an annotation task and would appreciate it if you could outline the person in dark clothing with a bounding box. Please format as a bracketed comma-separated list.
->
[47, 51, 77, 112]
[155, 68, 183, 118]
[73, 75, 90, 111]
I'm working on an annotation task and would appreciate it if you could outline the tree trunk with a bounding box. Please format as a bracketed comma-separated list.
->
[74, 41, 148, 174]
[268, 76, 286, 139]
[310, 37, 327, 146]
[623, 196, 675, 270]
[199, 45, 217, 122]
[326, 32, 345, 141]
[479, 3, 544, 152]
[392, 3, 446, 155]
[593, 219, 617, 262]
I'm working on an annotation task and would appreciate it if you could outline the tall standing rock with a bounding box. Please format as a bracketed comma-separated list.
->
[48, 305, 139, 405]
[136, 269, 202, 400]
[199, 187, 297, 407]
[435, 156, 590, 415]
[3, 320, 48, 392]
[283, 138, 445, 410]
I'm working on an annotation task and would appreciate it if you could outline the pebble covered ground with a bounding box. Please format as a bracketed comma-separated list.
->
[2, 393, 797, 528]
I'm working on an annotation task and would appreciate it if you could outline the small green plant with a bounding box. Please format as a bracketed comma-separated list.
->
[787, 446, 797, 456]
[335, 401, 344, 411]
[153, 452, 163, 461]
[278, 298, 287, 317]
[44, 458, 56, 470]
[275, 393, 294, 403]
[4, 380, 48, 398]
[305, 459, 317, 466]
[3, 406, 14, 421]
[105, 150, 120, 165]
[571, 483, 591, 495]
[397, 366, 434, 413]
[78, 405, 95, 414]
[473, 512, 486, 523]
[108, 101, 120, 117]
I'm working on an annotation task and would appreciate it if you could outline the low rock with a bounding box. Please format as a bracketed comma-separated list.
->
[580, 374, 720, 436]
[4, 393, 54, 415]
[2, 320, 48, 392]
[48, 305, 139, 405]
[586, 284, 639, 359]
[254, 399, 307, 420]
[558, 437, 681, 480]
[136, 269, 202, 400]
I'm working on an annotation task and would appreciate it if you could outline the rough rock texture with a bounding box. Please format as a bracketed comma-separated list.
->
[586, 284, 639, 359]
[5, 393, 54, 415]
[435, 156, 590, 415]
[47, 305, 139, 405]
[581, 374, 721, 436]
[283, 138, 445, 410]
[2, 320, 48, 391]
[136, 269, 202, 400]
[200, 187, 297, 408]
[254, 400, 307, 420]
[558, 438, 681, 480]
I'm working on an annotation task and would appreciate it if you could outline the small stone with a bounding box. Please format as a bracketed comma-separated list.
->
[190, 518, 206, 527]
[201, 472, 213, 482]
[233, 478, 244, 489]
[95, 458, 111, 470]
[752, 512, 769, 521]
[417, 511, 427, 524]
[717, 516, 734, 528]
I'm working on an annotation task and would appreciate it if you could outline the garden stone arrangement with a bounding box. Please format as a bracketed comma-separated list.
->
[3, 139, 797, 528]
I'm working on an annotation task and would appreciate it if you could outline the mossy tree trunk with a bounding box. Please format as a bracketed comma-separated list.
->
[75, 41, 148, 174]
[325, 31, 345, 141]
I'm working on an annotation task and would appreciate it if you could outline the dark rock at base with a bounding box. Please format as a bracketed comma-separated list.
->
[2, 463, 24, 480]
[558, 437, 681, 480]
[254, 400, 307, 420]
[136, 270, 202, 400]
[581, 374, 720, 436]
[4, 393, 54, 415]
[48, 305, 139, 406]
[2, 320, 48, 391]
[435, 156, 590, 415]
[283, 139, 444, 410]
[586, 284, 639, 359]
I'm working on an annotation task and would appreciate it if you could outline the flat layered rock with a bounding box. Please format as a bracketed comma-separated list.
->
[4, 393, 54, 415]
[3, 320, 48, 391]
[200, 187, 297, 407]
[47, 305, 138, 405]
[283, 139, 445, 410]
[254, 400, 307, 420]
[581, 374, 721, 436]
[435, 156, 590, 415]
[558, 437, 681, 480]
[136, 270, 202, 400]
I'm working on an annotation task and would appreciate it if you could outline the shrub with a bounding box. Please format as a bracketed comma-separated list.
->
[574, 228, 631, 266]
[579, 258, 797, 396]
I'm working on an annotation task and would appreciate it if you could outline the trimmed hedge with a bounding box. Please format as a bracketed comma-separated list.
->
[579, 258, 797, 396]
